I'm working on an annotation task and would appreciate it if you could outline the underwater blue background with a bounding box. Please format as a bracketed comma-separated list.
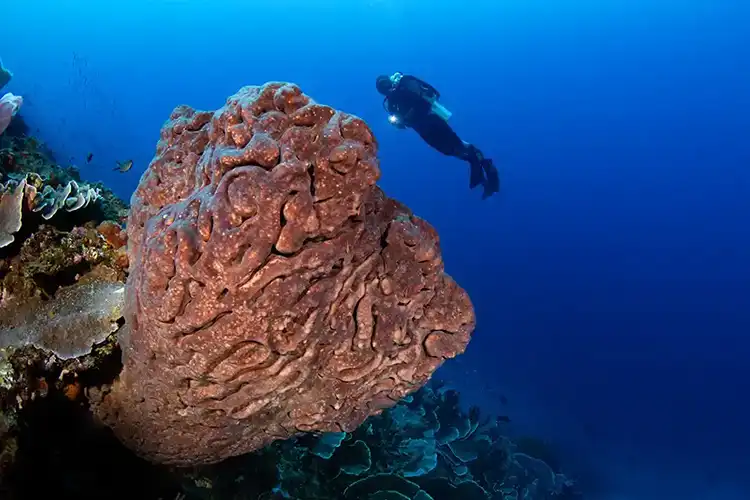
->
[3, 0, 749, 498]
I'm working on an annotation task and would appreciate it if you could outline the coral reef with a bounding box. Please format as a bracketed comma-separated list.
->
[0, 80, 583, 500]
[0, 174, 102, 249]
[0, 127, 128, 252]
[0, 134, 75, 182]
[0, 218, 131, 488]
[0, 223, 127, 302]
[0, 339, 182, 500]
[96, 82, 475, 466]
[0, 112, 132, 494]
[181, 380, 581, 500]
[0, 130, 128, 253]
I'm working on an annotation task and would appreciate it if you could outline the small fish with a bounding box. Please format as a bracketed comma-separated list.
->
[113, 159, 133, 173]
[497, 415, 511, 423]
[86, 152, 93, 163]
[499, 395, 508, 405]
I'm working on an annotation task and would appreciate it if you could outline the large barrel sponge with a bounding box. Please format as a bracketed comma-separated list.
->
[96, 82, 475, 466]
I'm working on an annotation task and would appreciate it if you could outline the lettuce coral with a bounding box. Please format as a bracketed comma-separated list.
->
[0, 173, 102, 250]
[0, 279, 125, 359]
[27, 179, 101, 219]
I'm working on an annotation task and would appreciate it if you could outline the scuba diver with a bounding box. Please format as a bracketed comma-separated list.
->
[376, 72, 500, 199]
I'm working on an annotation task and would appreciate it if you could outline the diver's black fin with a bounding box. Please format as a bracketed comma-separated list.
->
[480, 159, 500, 199]
[469, 160, 485, 189]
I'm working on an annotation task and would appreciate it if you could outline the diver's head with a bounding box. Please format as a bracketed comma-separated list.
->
[376, 75, 394, 96]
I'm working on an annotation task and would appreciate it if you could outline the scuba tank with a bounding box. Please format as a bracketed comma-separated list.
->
[392, 72, 452, 121]
[430, 100, 452, 121]
[386, 72, 453, 121]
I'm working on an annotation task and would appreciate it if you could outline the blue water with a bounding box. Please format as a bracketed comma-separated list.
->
[3, 1, 749, 498]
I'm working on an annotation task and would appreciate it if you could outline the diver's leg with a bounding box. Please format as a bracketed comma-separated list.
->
[411, 114, 468, 158]
[411, 115, 486, 189]
[411, 114, 499, 198]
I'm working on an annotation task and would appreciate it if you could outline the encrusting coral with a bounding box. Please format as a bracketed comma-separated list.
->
[93, 82, 476, 466]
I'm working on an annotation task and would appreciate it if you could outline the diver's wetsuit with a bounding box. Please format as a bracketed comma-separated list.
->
[378, 73, 500, 199]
